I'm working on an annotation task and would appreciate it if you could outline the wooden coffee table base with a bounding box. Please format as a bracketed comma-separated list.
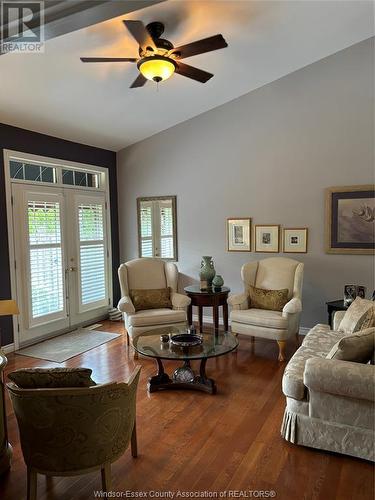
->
[148, 357, 217, 395]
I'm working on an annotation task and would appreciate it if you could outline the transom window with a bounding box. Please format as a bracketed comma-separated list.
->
[9, 159, 101, 190]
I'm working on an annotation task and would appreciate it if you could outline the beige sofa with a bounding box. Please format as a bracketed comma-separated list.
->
[228, 257, 304, 361]
[117, 258, 190, 348]
[281, 311, 375, 461]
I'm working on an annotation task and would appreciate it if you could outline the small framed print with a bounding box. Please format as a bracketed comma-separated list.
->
[227, 218, 251, 252]
[283, 228, 308, 253]
[255, 225, 280, 253]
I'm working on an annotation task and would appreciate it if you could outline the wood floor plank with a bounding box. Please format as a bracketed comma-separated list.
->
[0, 324, 373, 500]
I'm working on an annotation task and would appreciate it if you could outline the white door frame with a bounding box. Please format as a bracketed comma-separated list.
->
[3, 149, 113, 350]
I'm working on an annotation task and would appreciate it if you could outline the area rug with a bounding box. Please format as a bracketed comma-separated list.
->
[16, 329, 121, 363]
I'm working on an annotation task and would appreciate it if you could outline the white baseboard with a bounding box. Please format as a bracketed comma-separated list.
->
[2, 343, 15, 354]
[193, 314, 310, 336]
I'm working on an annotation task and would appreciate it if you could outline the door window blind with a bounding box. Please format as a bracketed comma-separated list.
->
[78, 203, 107, 306]
[27, 201, 64, 319]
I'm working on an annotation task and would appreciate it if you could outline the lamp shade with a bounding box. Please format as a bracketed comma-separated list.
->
[138, 56, 176, 83]
[0, 300, 19, 316]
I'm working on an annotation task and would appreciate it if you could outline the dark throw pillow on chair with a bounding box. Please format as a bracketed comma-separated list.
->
[130, 287, 172, 311]
[8, 367, 96, 388]
[248, 285, 289, 312]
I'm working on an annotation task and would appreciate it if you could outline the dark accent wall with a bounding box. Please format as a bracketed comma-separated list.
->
[0, 123, 120, 345]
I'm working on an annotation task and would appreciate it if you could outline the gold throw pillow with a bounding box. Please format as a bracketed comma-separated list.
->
[248, 285, 289, 312]
[130, 287, 172, 312]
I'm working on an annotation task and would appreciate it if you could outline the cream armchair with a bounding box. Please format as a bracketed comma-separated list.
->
[118, 258, 190, 350]
[228, 257, 304, 361]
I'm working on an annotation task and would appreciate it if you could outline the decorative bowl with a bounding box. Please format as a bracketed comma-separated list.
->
[170, 334, 203, 347]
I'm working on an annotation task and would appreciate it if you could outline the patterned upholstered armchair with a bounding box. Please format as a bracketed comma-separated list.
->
[228, 257, 304, 361]
[118, 258, 190, 351]
[7, 366, 140, 500]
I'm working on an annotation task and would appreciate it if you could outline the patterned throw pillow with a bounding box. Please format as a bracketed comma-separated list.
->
[338, 297, 375, 334]
[130, 287, 172, 312]
[326, 328, 375, 363]
[248, 285, 289, 312]
[8, 367, 96, 388]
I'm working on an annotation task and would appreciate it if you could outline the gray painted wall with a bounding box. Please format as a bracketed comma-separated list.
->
[117, 38, 374, 328]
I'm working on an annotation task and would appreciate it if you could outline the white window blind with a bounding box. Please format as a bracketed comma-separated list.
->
[78, 202, 107, 307]
[140, 204, 153, 257]
[28, 201, 64, 319]
[159, 203, 174, 259]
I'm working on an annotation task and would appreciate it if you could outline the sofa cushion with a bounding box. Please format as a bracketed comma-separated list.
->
[127, 308, 186, 328]
[130, 287, 172, 312]
[327, 328, 375, 363]
[282, 345, 328, 400]
[248, 285, 289, 312]
[302, 324, 344, 351]
[338, 297, 375, 334]
[8, 367, 96, 389]
[231, 308, 288, 329]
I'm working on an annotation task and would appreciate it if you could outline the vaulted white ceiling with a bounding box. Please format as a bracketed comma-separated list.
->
[0, 0, 373, 151]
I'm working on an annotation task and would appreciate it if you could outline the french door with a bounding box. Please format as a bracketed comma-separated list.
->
[12, 184, 110, 344]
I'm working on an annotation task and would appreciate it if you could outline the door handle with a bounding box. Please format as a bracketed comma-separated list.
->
[68, 267, 77, 272]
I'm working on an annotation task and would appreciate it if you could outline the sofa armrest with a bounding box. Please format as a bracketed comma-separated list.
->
[333, 310, 346, 331]
[171, 292, 191, 310]
[117, 296, 135, 314]
[227, 293, 248, 310]
[304, 357, 375, 402]
[282, 297, 302, 315]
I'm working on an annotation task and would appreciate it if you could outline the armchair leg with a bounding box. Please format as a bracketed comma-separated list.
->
[27, 468, 37, 500]
[101, 463, 112, 492]
[277, 340, 286, 362]
[126, 332, 130, 346]
[131, 421, 138, 458]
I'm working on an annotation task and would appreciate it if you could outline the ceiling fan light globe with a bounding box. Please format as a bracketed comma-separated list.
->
[138, 56, 176, 83]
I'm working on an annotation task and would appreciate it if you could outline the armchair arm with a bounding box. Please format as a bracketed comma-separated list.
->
[282, 297, 302, 315]
[227, 293, 248, 310]
[304, 357, 375, 402]
[171, 292, 191, 310]
[117, 296, 135, 314]
[333, 310, 346, 331]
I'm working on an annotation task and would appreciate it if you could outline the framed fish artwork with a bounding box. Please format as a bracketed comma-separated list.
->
[325, 185, 375, 254]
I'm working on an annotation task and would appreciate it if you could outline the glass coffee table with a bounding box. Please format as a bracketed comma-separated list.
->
[133, 326, 238, 395]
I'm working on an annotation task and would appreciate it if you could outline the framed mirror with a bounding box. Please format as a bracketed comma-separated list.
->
[137, 196, 178, 261]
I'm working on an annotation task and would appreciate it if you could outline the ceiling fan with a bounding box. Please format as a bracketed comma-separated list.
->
[80, 20, 228, 88]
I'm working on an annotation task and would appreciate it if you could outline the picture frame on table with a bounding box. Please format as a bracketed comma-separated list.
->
[283, 228, 308, 253]
[254, 225, 280, 253]
[325, 185, 375, 255]
[227, 218, 251, 252]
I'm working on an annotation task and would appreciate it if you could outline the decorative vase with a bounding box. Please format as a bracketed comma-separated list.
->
[212, 274, 224, 289]
[199, 256, 216, 287]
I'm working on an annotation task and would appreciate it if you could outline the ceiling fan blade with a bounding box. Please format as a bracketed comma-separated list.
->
[175, 62, 213, 83]
[130, 73, 148, 88]
[123, 20, 157, 52]
[80, 57, 137, 63]
[170, 34, 227, 59]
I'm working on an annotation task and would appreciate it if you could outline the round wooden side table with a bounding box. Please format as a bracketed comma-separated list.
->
[184, 285, 230, 334]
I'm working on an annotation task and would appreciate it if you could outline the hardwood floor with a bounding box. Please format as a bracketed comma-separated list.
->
[0, 322, 373, 500]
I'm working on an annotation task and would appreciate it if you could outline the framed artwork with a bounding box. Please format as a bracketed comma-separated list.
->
[325, 185, 375, 255]
[283, 228, 308, 253]
[227, 218, 251, 252]
[254, 225, 279, 253]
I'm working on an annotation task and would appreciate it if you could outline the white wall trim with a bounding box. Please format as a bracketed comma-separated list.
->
[2, 343, 15, 354]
